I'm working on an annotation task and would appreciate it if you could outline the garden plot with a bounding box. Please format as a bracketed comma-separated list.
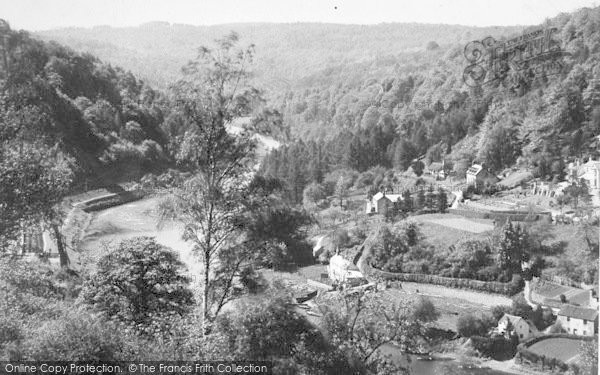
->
[532, 282, 591, 306]
[422, 216, 494, 233]
[527, 337, 583, 364]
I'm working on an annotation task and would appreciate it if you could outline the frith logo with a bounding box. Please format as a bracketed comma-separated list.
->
[462, 27, 577, 88]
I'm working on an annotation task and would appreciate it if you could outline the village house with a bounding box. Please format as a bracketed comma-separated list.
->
[365, 191, 402, 215]
[591, 286, 599, 310]
[567, 158, 600, 206]
[466, 164, 498, 188]
[425, 161, 446, 180]
[496, 314, 537, 341]
[327, 254, 366, 287]
[556, 305, 598, 336]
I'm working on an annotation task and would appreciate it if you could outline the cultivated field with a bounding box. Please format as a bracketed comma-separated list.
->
[527, 337, 583, 364]
[423, 216, 494, 233]
[533, 282, 572, 299]
[409, 214, 491, 250]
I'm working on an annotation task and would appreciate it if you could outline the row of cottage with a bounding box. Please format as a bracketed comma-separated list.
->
[321, 245, 599, 340]
[325, 248, 599, 340]
[501, 285, 599, 341]
[366, 163, 496, 215]
[498, 305, 598, 342]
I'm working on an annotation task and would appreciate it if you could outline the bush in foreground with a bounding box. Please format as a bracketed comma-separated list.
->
[81, 237, 194, 332]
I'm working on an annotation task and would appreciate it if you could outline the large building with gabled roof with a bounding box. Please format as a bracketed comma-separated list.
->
[557, 305, 598, 336]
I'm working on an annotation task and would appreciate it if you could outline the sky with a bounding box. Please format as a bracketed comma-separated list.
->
[1, 0, 599, 31]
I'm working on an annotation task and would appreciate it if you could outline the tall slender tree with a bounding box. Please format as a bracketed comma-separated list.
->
[159, 33, 260, 332]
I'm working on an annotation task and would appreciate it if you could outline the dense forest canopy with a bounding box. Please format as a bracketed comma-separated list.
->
[0, 20, 173, 183]
[36, 8, 600, 204]
[37, 22, 525, 90]
[257, 7, 600, 202]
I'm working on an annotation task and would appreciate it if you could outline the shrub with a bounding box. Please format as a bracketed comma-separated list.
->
[21, 310, 124, 361]
[303, 182, 327, 209]
[548, 321, 565, 334]
[491, 305, 512, 322]
[412, 297, 439, 323]
[140, 140, 165, 163]
[214, 294, 322, 362]
[81, 237, 195, 331]
[332, 229, 351, 249]
[100, 140, 144, 165]
[0, 314, 22, 346]
[354, 171, 375, 190]
[457, 313, 494, 337]
[121, 120, 146, 143]
[471, 335, 518, 359]
[323, 169, 357, 195]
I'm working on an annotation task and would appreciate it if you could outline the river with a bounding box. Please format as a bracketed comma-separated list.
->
[407, 357, 514, 375]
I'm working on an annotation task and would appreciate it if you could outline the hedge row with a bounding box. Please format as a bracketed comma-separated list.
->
[366, 265, 523, 296]
[516, 334, 594, 372]
[521, 333, 595, 348]
[471, 335, 517, 360]
[82, 190, 146, 212]
[448, 208, 547, 222]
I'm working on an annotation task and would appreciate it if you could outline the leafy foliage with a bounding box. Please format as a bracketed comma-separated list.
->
[456, 313, 496, 337]
[81, 237, 194, 330]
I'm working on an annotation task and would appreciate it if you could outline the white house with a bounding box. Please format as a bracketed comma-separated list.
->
[557, 305, 598, 337]
[466, 164, 498, 187]
[426, 161, 446, 180]
[497, 314, 537, 341]
[577, 159, 600, 206]
[567, 159, 600, 206]
[576, 160, 600, 188]
[328, 254, 366, 287]
[591, 286, 599, 310]
[366, 192, 402, 215]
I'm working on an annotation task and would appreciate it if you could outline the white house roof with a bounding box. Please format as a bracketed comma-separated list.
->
[329, 254, 359, 271]
[500, 314, 537, 330]
[502, 314, 523, 323]
[578, 160, 600, 176]
[558, 305, 599, 321]
[466, 164, 483, 176]
[346, 270, 364, 279]
[372, 192, 402, 203]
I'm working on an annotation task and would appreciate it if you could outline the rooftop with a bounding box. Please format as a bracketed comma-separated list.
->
[466, 164, 483, 176]
[501, 313, 525, 324]
[372, 192, 402, 203]
[558, 305, 599, 321]
[427, 162, 444, 171]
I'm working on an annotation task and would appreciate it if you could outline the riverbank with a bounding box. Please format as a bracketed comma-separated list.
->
[439, 347, 554, 375]
[78, 196, 201, 287]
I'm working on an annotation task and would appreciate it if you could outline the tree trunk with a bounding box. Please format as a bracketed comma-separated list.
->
[19, 220, 26, 255]
[52, 224, 70, 268]
[202, 252, 211, 335]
